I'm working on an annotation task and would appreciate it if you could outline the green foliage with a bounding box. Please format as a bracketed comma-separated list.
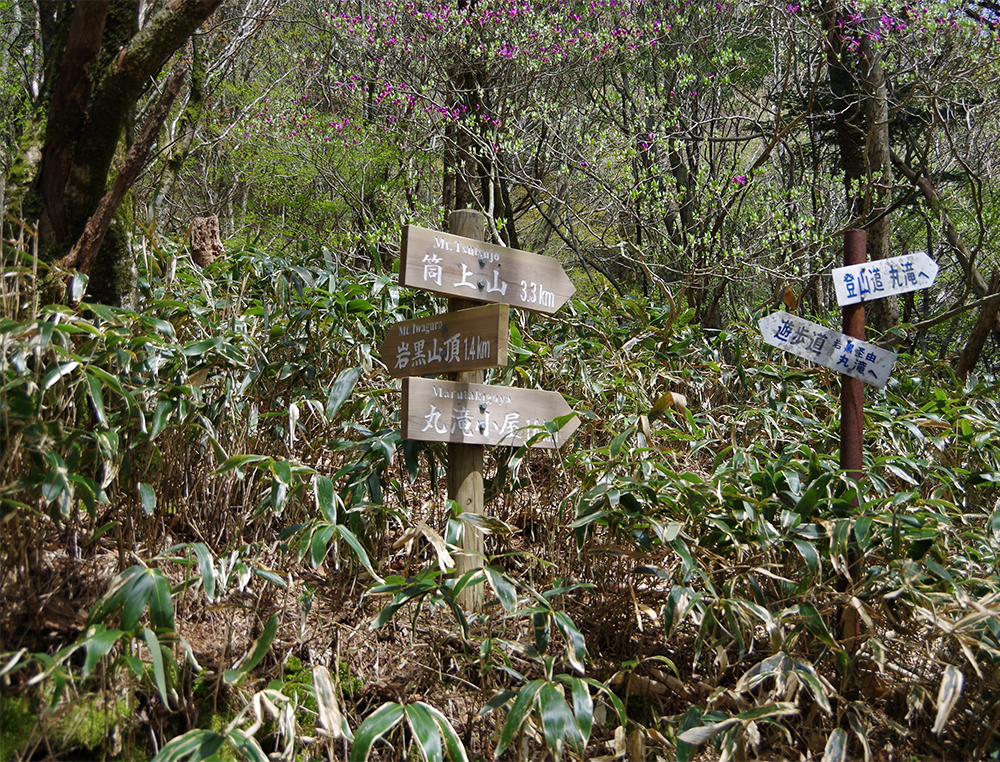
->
[5, 205, 1000, 761]
[349, 701, 468, 762]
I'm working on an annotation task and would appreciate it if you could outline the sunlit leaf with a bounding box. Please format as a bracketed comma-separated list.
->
[349, 702, 406, 762]
[143, 626, 171, 708]
[932, 665, 964, 735]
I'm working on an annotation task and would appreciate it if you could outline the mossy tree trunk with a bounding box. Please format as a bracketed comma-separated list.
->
[6, 0, 221, 306]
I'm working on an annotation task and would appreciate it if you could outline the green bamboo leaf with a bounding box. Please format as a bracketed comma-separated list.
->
[84, 371, 107, 426]
[251, 566, 288, 588]
[315, 475, 337, 522]
[151, 729, 225, 762]
[420, 702, 469, 762]
[138, 482, 156, 516]
[854, 515, 873, 549]
[796, 602, 836, 648]
[215, 454, 271, 476]
[932, 665, 964, 735]
[791, 537, 820, 576]
[789, 659, 833, 714]
[579, 676, 627, 727]
[610, 427, 633, 458]
[483, 567, 517, 612]
[405, 702, 443, 762]
[533, 611, 550, 654]
[553, 611, 588, 674]
[495, 680, 546, 758]
[326, 367, 361, 420]
[148, 571, 175, 630]
[143, 626, 171, 708]
[676, 706, 703, 762]
[141, 316, 176, 338]
[677, 717, 740, 745]
[180, 337, 222, 357]
[82, 627, 125, 679]
[149, 399, 173, 440]
[735, 702, 798, 721]
[42, 361, 80, 391]
[311, 525, 337, 568]
[846, 704, 872, 761]
[191, 543, 216, 602]
[271, 459, 292, 485]
[566, 677, 593, 744]
[227, 729, 269, 762]
[349, 702, 406, 762]
[822, 728, 849, 762]
[539, 683, 584, 756]
[120, 569, 156, 632]
[225, 614, 278, 685]
[336, 524, 382, 582]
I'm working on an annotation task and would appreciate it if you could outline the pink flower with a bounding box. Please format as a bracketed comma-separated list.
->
[733, 174, 747, 186]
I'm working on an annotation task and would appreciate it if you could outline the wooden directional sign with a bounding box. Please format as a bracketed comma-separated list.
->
[401, 377, 579, 449]
[400, 225, 575, 314]
[759, 311, 897, 388]
[380, 304, 509, 378]
[833, 251, 939, 306]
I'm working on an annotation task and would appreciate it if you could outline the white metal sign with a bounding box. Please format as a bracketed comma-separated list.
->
[832, 251, 938, 306]
[759, 311, 897, 387]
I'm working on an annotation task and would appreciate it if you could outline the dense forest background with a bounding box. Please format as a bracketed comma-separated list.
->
[2, 0, 1000, 760]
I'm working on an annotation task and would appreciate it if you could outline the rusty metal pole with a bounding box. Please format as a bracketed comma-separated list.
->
[840, 229, 866, 655]
[840, 230, 866, 492]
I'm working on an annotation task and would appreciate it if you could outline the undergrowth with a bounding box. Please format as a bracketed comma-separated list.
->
[2, 221, 1000, 760]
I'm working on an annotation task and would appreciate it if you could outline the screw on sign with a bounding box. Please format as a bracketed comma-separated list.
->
[758, 311, 897, 387]
[832, 251, 939, 306]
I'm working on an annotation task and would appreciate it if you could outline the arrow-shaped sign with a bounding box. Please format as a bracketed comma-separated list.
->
[833, 251, 938, 306]
[399, 225, 575, 314]
[759, 311, 897, 387]
[401, 377, 579, 448]
[380, 304, 509, 378]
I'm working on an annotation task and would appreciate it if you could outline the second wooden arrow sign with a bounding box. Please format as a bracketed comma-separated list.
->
[379, 304, 509, 378]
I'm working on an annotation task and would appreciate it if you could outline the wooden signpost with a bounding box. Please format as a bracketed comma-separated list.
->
[400, 224, 576, 314]
[388, 211, 578, 611]
[379, 304, 509, 378]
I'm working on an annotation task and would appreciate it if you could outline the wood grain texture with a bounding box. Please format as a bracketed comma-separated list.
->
[400, 225, 575, 314]
[379, 304, 509, 378]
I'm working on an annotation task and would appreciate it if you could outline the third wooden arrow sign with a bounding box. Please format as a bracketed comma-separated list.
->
[401, 377, 579, 448]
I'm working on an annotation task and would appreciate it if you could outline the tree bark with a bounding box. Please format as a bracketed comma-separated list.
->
[11, 0, 223, 305]
[891, 151, 993, 297]
[860, 32, 897, 332]
[58, 67, 187, 280]
[955, 271, 1000, 382]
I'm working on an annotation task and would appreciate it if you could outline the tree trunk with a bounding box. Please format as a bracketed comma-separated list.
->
[7, 0, 222, 306]
[860, 32, 897, 333]
[955, 271, 1000, 381]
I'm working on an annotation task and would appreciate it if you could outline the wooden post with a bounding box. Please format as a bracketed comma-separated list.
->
[447, 209, 486, 612]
